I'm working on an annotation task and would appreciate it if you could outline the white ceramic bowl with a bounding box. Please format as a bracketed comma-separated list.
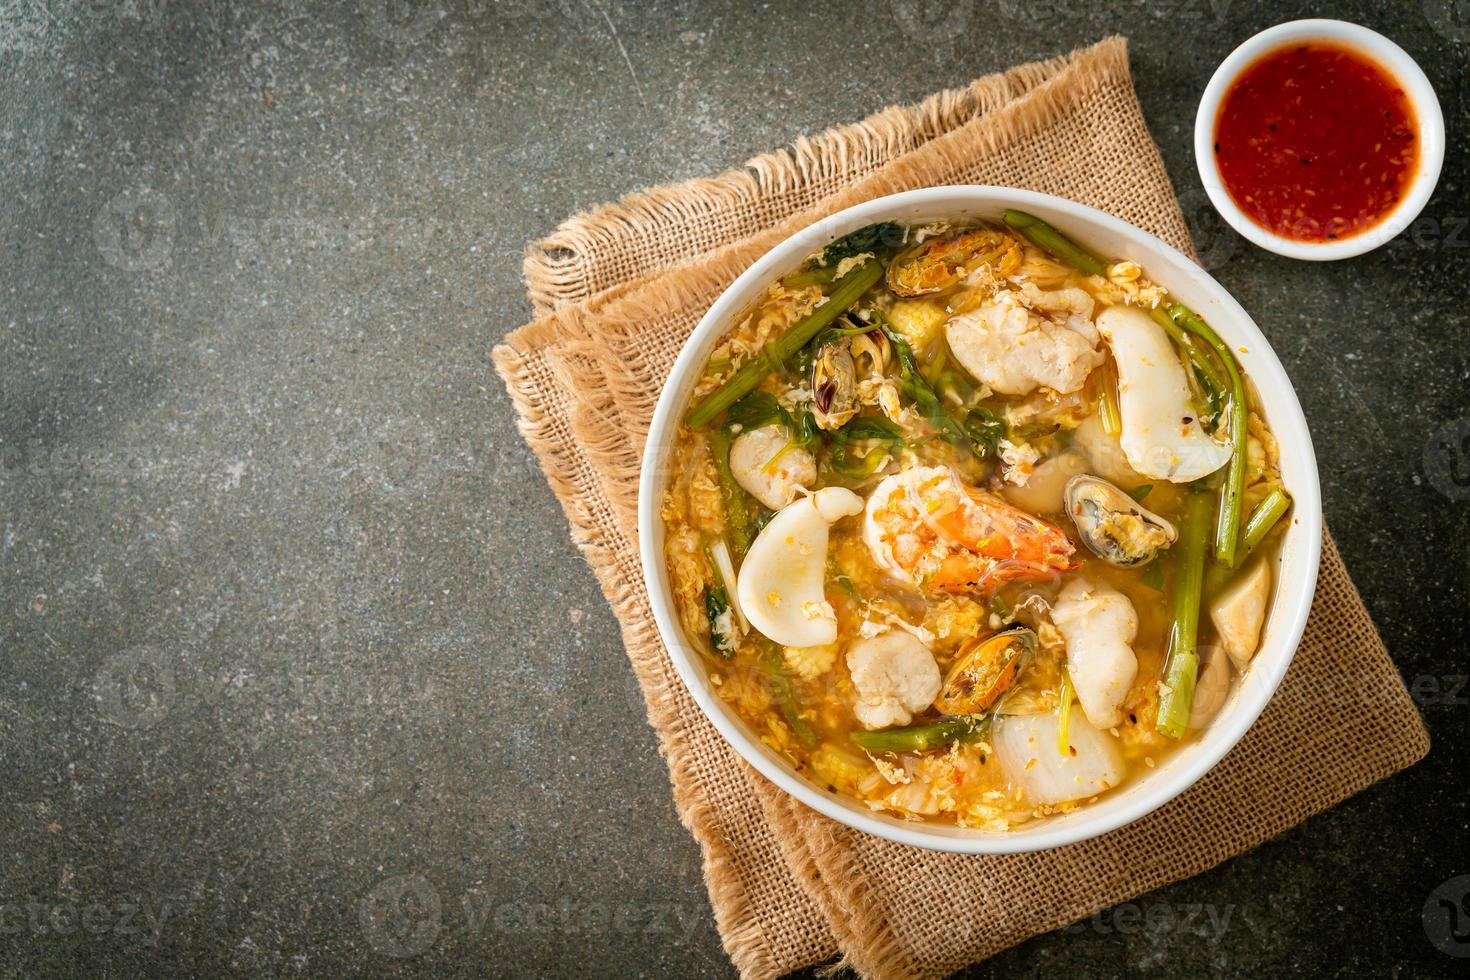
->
[638, 187, 1322, 853]
[1194, 19, 1445, 261]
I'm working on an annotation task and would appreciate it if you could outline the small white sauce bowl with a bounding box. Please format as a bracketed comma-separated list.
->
[638, 187, 1322, 854]
[1194, 19, 1445, 261]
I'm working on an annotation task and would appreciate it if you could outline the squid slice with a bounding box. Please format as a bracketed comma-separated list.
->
[737, 487, 862, 648]
[1051, 576, 1139, 730]
[993, 711, 1124, 806]
[1096, 306, 1232, 483]
[1189, 645, 1233, 729]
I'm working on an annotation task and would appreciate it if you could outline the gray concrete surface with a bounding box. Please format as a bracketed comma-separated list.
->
[1, 0, 1467, 976]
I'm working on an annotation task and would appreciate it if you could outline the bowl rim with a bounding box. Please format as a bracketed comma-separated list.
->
[1193, 18, 1446, 262]
[637, 186, 1322, 854]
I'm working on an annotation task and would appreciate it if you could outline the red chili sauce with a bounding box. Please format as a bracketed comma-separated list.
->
[1214, 42, 1418, 242]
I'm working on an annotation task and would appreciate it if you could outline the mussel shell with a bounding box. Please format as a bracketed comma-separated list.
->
[1063, 474, 1177, 567]
[934, 626, 1037, 717]
[811, 341, 859, 430]
[886, 240, 960, 296]
[885, 229, 1023, 297]
[849, 329, 891, 376]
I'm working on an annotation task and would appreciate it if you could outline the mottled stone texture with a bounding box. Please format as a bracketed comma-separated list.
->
[0, 1, 1466, 977]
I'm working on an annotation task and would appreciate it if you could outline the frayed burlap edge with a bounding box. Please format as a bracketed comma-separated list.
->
[522, 47, 1096, 314]
[495, 287, 827, 978]
[510, 37, 1148, 357]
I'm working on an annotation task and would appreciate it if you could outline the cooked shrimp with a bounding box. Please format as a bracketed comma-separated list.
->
[863, 466, 1076, 595]
[945, 286, 1105, 396]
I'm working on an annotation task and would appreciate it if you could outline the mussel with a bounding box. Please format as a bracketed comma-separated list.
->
[1063, 474, 1177, 567]
[849, 328, 891, 377]
[933, 626, 1037, 717]
[885, 229, 1022, 297]
[811, 340, 859, 430]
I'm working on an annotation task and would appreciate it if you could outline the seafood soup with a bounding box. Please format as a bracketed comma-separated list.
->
[660, 212, 1291, 829]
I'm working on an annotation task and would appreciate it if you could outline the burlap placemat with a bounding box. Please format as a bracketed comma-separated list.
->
[494, 38, 1429, 979]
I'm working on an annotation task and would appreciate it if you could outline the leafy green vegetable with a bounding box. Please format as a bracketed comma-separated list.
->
[829, 445, 890, 479]
[791, 410, 820, 448]
[1129, 483, 1154, 502]
[705, 585, 735, 658]
[819, 221, 905, 268]
[826, 415, 903, 478]
[962, 408, 1005, 458]
[725, 391, 786, 433]
[708, 427, 755, 558]
[836, 416, 905, 444]
[755, 408, 822, 477]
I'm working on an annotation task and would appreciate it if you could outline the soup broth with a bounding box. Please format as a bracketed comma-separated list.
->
[661, 215, 1289, 829]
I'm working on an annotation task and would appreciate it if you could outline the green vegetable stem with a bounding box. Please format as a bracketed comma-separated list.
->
[817, 221, 905, 267]
[1203, 487, 1292, 595]
[685, 260, 885, 429]
[1156, 490, 1212, 739]
[707, 426, 755, 559]
[1167, 303, 1249, 567]
[1002, 209, 1107, 277]
[1148, 308, 1228, 404]
[758, 642, 818, 748]
[849, 714, 991, 753]
[876, 315, 1000, 458]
